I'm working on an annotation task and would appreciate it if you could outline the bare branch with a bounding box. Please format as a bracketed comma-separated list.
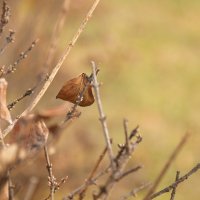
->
[24, 177, 39, 200]
[43, 0, 71, 73]
[116, 165, 143, 181]
[64, 167, 110, 200]
[93, 130, 142, 200]
[7, 87, 36, 111]
[7, 170, 14, 200]
[78, 147, 107, 200]
[120, 182, 151, 200]
[170, 171, 180, 200]
[123, 118, 129, 153]
[151, 163, 200, 199]
[44, 145, 55, 200]
[3, 39, 39, 75]
[0, 1, 10, 36]
[143, 132, 189, 200]
[0, 29, 15, 55]
[44, 145, 68, 200]
[91, 61, 115, 172]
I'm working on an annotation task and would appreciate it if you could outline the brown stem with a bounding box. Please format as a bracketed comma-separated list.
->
[91, 61, 115, 173]
[143, 132, 189, 200]
[151, 163, 200, 199]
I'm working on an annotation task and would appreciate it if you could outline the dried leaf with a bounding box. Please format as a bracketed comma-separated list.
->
[0, 78, 12, 123]
[56, 73, 94, 107]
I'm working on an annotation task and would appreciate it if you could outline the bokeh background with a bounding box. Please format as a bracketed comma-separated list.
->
[1, 0, 200, 199]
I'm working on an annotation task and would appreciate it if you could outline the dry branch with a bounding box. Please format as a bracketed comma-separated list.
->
[44, 145, 55, 200]
[93, 126, 142, 200]
[170, 171, 180, 200]
[78, 147, 107, 200]
[120, 182, 151, 200]
[91, 61, 115, 173]
[143, 132, 189, 200]
[0, 1, 10, 36]
[24, 177, 39, 200]
[3, 39, 39, 75]
[7, 87, 35, 111]
[0, 29, 15, 55]
[151, 163, 200, 199]
[44, 145, 68, 200]
[64, 167, 110, 199]
[43, 0, 70, 73]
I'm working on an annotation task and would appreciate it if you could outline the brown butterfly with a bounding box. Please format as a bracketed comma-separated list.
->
[56, 73, 94, 107]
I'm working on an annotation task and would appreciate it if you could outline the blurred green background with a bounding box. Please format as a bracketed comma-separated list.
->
[1, 0, 200, 199]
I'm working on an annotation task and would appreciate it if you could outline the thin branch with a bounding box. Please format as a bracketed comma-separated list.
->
[3, 0, 102, 138]
[123, 118, 129, 153]
[43, 0, 70, 73]
[24, 177, 39, 200]
[93, 132, 142, 200]
[151, 163, 200, 199]
[7, 87, 36, 111]
[170, 171, 180, 200]
[0, 1, 10, 36]
[0, 29, 15, 55]
[44, 145, 55, 200]
[44, 145, 68, 200]
[116, 165, 143, 181]
[143, 132, 189, 200]
[64, 167, 110, 200]
[3, 39, 39, 75]
[7, 169, 14, 200]
[120, 182, 151, 200]
[91, 61, 115, 172]
[7, 76, 46, 111]
[78, 147, 108, 200]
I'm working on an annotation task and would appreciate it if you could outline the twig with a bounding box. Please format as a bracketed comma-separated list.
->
[3, 39, 39, 75]
[0, 29, 15, 55]
[44, 145, 55, 200]
[44, 145, 68, 200]
[64, 167, 110, 200]
[91, 61, 115, 173]
[43, 0, 70, 73]
[3, 0, 102, 138]
[93, 131, 142, 200]
[120, 182, 151, 200]
[24, 177, 39, 200]
[151, 163, 200, 199]
[123, 118, 129, 153]
[7, 170, 14, 200]
[170, 171, 180, 200]
[78, 147, 108, 200]
[0, 1, 10, 36]
[143, 132, 189, 200]
[7, 87, 36, 111]
[7, 76, 46, 111]
[116, 165, 142, 181]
